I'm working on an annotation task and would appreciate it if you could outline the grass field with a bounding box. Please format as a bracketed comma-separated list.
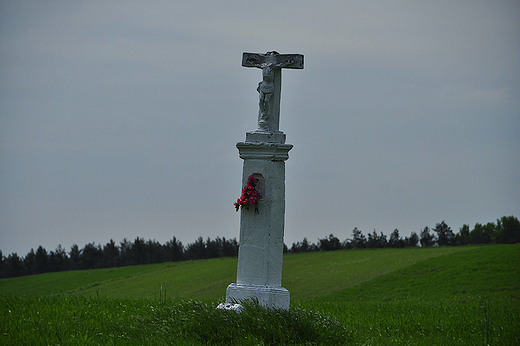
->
[1, 244, 519, 345]
[0, 245, 476, 300]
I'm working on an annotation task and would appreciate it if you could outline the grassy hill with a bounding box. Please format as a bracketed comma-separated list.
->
[1, 244, 518, 302]
[1, 244, 519, 345]
[319, 243, 520, 302]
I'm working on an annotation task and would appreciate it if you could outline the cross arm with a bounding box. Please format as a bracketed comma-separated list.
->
[242, 52, 304, 70]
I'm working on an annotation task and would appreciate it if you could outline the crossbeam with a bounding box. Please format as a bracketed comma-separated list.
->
[242, 51, 304, 70]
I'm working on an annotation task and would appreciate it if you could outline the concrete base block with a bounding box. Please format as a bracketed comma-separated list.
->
[225, 283, 290, 310]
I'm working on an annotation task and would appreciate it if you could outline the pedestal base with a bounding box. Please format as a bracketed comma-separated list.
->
[246, 131, 286, 144]
[225, 283, 290, 310]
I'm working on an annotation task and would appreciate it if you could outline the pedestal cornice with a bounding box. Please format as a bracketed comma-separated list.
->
[236, 141, 293, 161]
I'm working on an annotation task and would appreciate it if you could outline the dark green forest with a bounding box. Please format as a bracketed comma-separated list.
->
[1, 215, 518, 279]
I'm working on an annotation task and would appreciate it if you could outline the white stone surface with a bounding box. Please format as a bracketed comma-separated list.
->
[245, 131, 286, 144]
[226, 284, 290, 310]
[224, 51, 303, 311]
[225, 142, 292, 310]
[242, 52, 303, 133]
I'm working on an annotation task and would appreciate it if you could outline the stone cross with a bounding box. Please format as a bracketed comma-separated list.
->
[221, 51, 303, 311]
[242, 51, 304, 134]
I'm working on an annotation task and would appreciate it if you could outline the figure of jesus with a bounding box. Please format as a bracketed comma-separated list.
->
[257, 66, 275, 131]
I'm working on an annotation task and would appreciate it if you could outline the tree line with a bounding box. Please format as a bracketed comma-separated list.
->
[0, 236, 238, 279]
[288, 216, 520, 253]
[1, 215, 518, 279]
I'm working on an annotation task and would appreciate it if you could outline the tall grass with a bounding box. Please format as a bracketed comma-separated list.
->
[298, 299, 520, 345]
[2, 295, 518, 345]
[1, 296, 354, 345]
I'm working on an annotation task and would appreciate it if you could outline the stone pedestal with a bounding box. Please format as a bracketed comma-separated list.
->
[225, 131, 292, 310]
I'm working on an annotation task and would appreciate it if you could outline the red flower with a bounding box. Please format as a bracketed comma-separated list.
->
[234, 175, 261, 212]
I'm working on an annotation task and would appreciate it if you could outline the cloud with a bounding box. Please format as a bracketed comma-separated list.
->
[1, 0, 519, 256]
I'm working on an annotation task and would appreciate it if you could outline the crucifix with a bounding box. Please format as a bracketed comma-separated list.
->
[219, 51, 304, 311]
[242, 51, 304, 133]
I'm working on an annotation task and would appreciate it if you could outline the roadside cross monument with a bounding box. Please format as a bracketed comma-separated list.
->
[222, 51, 304, 310]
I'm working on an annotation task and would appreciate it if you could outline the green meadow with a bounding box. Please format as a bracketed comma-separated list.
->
[1, 244, 519, 345]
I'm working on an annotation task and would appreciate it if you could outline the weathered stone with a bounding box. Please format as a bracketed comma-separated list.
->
[242, 51, 304, 134]
[224, 51, 303, 310]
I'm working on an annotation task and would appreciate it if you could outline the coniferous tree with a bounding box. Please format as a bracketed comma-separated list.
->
[5, 253, 23, 277]
[52, 244, 69, 271]
[300, 237, 310, 252]
[102, 239, 120, 268]
[119, 238, 132, 265]
[221, 237, 239, 257]
[406, 232, 419, 247]
[351, 228, 366, 249]
[35, 246, 49, 273]
[24, 248, 37, 275]
[81, 242, 102, 269]
[470, 223, 492, 244]
[0, 250, 4, 278]
[165, 236, 184, 262]
[48, 251, 58, 272]
[456, 224, 471, 245]
[494, 216, 520, 244]
[318, 234, 342, 251]
[433, 221, 455, 246]
[420, 226, 435, 247]
[130, 237, 147, 265]
[290, 241, 301, 253]
[378, 232, 388, 248]
[367, 231, 378, 248]
[388, 229, 405, 248]
[291, 237, 316, 253]
[484, 222, 496, 242]
[205, 237, 221, 258]
[185, 236, 206, 260]
[69, 244, 81, 270]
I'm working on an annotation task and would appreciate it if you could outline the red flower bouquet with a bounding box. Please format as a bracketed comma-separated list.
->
[234, 175, 261, 213]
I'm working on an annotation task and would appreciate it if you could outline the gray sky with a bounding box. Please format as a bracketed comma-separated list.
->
[1, 1, 519, 256]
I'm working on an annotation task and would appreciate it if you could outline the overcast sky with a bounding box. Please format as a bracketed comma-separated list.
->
[1, 1, 519, 256]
